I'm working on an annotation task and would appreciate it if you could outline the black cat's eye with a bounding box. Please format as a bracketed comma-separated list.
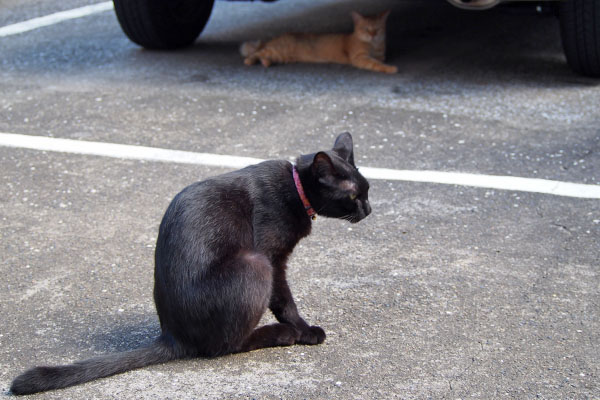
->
[349, 193, 357, 201]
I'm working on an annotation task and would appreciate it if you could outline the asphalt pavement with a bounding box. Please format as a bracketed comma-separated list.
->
[0, 0, 599, 399]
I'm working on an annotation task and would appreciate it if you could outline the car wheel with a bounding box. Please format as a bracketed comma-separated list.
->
[558, 0, 600, 77]
[113, 0, 215, 49]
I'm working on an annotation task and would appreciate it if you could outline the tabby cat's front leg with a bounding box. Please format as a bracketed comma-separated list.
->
[351, 54, 397, 74]
[269, 267, 326, 345]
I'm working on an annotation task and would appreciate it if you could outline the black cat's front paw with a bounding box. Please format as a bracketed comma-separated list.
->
[298, 325, 326, 345]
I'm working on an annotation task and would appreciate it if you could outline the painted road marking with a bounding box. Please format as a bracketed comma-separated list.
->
[0, 2, 113, 37]
[0, 132, 264, 169]
[359, 167, 599, 199]
[1, 132, 599, 199]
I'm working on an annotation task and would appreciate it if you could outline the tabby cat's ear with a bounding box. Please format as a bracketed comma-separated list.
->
[351, 11, 364, 24]
[332, 132, 355, 166]
[378, 10, 391, 21]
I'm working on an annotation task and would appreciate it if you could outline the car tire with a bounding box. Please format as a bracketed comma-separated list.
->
[558, 0, 600, 77]
[113, 0, 215, 49]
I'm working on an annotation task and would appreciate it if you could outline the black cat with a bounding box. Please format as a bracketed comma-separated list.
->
[11, 132, 371, 395]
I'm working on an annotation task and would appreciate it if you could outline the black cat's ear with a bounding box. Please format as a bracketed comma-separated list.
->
[311, 152, 337, 179]
[332, 132, 355, 166]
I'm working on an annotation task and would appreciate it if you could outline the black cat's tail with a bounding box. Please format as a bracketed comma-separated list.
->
[10, 338, 177, 395]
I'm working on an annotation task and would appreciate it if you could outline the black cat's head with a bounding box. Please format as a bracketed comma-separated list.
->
[296, 132, 372, 223]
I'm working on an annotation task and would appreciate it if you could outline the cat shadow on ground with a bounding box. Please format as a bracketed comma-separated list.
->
[85, 314, 161, 354]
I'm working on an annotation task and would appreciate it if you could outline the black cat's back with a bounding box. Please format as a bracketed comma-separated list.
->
[154, 160, 307, 276]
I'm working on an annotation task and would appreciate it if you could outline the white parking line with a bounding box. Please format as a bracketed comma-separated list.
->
[0, 2, 113, 37]
[359, 167, 600, 199]
[1, 132, 599, 199]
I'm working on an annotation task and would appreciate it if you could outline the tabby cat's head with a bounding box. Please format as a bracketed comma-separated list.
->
[351, 10, 390, 43]
[296, 132, 371, 224]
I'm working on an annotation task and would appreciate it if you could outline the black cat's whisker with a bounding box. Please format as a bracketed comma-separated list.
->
[316, 201, 332, 214]
[339, 214, 353, 222]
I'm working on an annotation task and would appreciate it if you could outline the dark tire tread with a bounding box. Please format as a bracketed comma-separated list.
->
[559, 0, 600, 77]
[113, 0, 215, 50]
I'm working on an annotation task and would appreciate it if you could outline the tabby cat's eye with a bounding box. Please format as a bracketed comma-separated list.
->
[349, 194, 357, 200]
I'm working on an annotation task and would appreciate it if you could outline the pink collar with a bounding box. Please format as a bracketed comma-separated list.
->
[293, 166, 316, 220]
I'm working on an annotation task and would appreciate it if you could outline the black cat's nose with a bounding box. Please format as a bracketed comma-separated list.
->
[351, 199, 371, 223]
[364, 200, 372, 217]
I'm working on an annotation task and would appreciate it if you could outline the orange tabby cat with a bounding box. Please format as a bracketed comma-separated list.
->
[240, 11, 397, 74]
